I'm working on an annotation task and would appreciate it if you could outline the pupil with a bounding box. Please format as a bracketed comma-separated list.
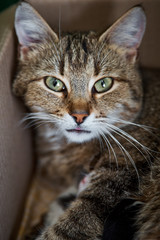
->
[53, 80, 58, 87]
[101, 80, 106, 88]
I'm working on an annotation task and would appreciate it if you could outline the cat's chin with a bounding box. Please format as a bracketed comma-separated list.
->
[64, 130, 95, 143]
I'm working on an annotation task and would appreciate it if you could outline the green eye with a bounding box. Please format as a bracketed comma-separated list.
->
[45, 77, 66, 92]
[94, 77, 113, 93]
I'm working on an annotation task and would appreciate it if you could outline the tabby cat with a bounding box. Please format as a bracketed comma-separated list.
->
[13, 2, 160, 240]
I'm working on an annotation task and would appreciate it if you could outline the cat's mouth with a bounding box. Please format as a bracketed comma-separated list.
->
[65, 127, 94, 143]
[66, 128, 91, 134]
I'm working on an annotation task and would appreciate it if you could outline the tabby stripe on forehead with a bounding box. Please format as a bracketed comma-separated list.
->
[94, 62, 100, 76]
[59, 58, 64, 76]
[76, 46, 81, 62]
[66, 37, 73, 65]
[66, 37, 71, 52]
[82, 38, 88, 54]
[82, 39, 88, 65]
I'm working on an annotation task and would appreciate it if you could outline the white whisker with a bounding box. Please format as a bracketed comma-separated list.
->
[99, 127, 128, 170]
[19, 112, 65, 131]
[99, 130, 118, 169]
[100, 133, 112, 165]
[97, 128, 111, 164]
[105, 123, 152, 167]
[106, 129, 140, 184]
[109, 117, 155, 131]
[96, 133, 104, 153]
[110, 124, 153, 159]
[95, 117, 158, 155]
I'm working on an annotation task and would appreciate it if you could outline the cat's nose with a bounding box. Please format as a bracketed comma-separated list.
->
[71, 113, 88, 125]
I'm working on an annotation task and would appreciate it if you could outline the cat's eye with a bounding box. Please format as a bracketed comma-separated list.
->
[45, 76, 66, 92]
[93, 77, 113, 93]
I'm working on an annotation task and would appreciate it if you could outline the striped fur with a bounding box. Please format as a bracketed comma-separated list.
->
[13, 3, 160, 240]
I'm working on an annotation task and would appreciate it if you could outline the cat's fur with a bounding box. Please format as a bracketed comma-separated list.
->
[13, 2, 160, 240]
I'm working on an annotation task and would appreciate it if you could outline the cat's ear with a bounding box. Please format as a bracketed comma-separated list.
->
[99, 6, 146, 62]
[15, 2, 58, 57]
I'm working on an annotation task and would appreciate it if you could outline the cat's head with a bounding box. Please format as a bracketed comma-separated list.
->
[13, 2, 146, 143]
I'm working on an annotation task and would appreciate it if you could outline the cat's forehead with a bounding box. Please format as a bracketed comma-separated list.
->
[59, 32, 125, 75]
[61, 32, 97, 52]
[60, 32, 97, 76]
[54, 33, 97, 91]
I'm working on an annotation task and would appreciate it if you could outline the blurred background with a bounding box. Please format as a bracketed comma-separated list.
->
[0, 0, 18, 12]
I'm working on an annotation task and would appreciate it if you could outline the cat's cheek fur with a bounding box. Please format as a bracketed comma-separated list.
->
[24, 83, 64, 112]
[108, 102, 142, 125]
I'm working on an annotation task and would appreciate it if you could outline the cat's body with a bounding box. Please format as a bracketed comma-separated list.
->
[30, 68, 160, 240]
[13, 2, 160, 240]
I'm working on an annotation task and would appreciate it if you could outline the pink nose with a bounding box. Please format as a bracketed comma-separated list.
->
[71, 113, 88, 124]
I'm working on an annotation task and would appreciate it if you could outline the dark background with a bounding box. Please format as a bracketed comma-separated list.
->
[0, 0, 18, 12]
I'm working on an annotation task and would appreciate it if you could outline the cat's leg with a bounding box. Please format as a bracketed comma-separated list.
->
[45, 186, 77, 228]
[35, 168, 137, 240]
[26, 185, 77, 239]
[43, 175, 90, 229]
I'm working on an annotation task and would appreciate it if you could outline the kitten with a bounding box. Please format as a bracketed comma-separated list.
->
[13, 2, 160, 240]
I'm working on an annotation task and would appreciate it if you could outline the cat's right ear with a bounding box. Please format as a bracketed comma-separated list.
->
[15, 2, 58, 59]
[99, 6, 146, 63]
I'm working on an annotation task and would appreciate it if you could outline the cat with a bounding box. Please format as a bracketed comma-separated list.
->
[13, 2, 160, 240]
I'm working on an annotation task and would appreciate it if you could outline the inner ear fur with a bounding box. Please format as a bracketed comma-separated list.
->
[15, 2, 58, 51]
[99, 6, 146, 63]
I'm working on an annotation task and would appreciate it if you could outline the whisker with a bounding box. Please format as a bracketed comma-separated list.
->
[99, 130, 112, 166]
[105, 129, 140, 184]
[97, 117, 159, 147]
[99, 130, 118, 169]
[108, 117, 155, 131]
[105, 123, 152, 167]
[100, 127, 129, 170]
[95, 117, 155, 132]
[107, 128, 129, 170]
[110, 124, 154, 159]
[96, 133, 104, 153]
[95, 117, 159, 155]
[19, 112, 65, 130]
[23, 112, 64, 121]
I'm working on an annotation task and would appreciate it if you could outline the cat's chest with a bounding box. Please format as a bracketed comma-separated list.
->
[36, 124, 101, 171]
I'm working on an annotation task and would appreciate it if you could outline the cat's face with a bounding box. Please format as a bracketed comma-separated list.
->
[13, 3, 146, 143]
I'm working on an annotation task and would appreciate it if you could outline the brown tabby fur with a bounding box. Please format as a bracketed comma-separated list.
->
[13, 2, 160, 240]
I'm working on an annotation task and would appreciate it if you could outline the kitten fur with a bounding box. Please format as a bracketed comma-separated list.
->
[13, 2, 160, 240]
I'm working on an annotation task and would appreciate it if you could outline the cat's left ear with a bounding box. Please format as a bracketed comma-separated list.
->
[99, 6, 146, 63]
